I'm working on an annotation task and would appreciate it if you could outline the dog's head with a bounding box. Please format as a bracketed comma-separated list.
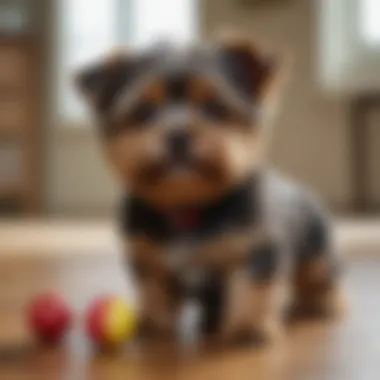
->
[75, 36, 281, 208]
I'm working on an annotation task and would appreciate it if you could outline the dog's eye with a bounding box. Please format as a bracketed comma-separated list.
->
[129, 102, 158, 125]
[200, 98, 231, 121]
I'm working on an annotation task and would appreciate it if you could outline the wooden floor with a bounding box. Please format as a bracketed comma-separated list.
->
[0, 222, 380, 379]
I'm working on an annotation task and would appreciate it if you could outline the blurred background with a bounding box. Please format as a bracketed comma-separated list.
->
[0, 0, 379, 219]
[1, 2, 380, 377]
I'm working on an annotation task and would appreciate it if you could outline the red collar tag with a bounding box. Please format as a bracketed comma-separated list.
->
[168, 208, 201, 230]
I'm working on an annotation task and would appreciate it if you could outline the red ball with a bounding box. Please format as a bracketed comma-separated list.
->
[27, 292, 72, 344]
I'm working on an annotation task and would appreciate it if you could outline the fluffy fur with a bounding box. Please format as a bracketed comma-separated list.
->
[75, 36, 343, 345]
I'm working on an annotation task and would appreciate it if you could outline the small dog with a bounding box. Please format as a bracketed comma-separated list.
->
[75, 35, 342, 345]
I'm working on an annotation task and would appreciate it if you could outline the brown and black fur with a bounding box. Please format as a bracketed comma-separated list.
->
[75, 35, 344, 346]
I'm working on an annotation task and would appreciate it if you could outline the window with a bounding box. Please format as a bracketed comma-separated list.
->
[58, 0, 198, 123]
[360, 0, 380, 45]
[132, 0, 197, 48]
[319, 0, 380, 94]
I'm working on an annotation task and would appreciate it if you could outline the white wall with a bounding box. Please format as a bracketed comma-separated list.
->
[47, 131, 120, 214]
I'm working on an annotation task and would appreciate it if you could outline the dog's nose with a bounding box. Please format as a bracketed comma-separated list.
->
[166, 130, 191, 158]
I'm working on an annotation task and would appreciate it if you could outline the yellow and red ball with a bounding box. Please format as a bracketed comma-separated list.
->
[85, 295, 137, 348]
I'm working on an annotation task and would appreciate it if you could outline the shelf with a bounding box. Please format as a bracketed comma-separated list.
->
[0, 34, 35, 45]
[0, 184, 23, 199]
[0, 86, 27, 98]
[0, 124, 23, 137]
[0, 27, 41, 214]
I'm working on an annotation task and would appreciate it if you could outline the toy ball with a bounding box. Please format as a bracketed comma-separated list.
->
[27, 292, 72, 344]
[85, 295, 137, 349]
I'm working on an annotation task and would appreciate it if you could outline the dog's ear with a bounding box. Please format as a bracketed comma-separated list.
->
[74, 50, 137, 114]
[215, 34, 280, 101]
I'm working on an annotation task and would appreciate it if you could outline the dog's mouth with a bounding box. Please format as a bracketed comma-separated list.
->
[136, 156, 224, 186]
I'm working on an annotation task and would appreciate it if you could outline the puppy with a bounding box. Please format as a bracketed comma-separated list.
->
[75, 36, 343, 345]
